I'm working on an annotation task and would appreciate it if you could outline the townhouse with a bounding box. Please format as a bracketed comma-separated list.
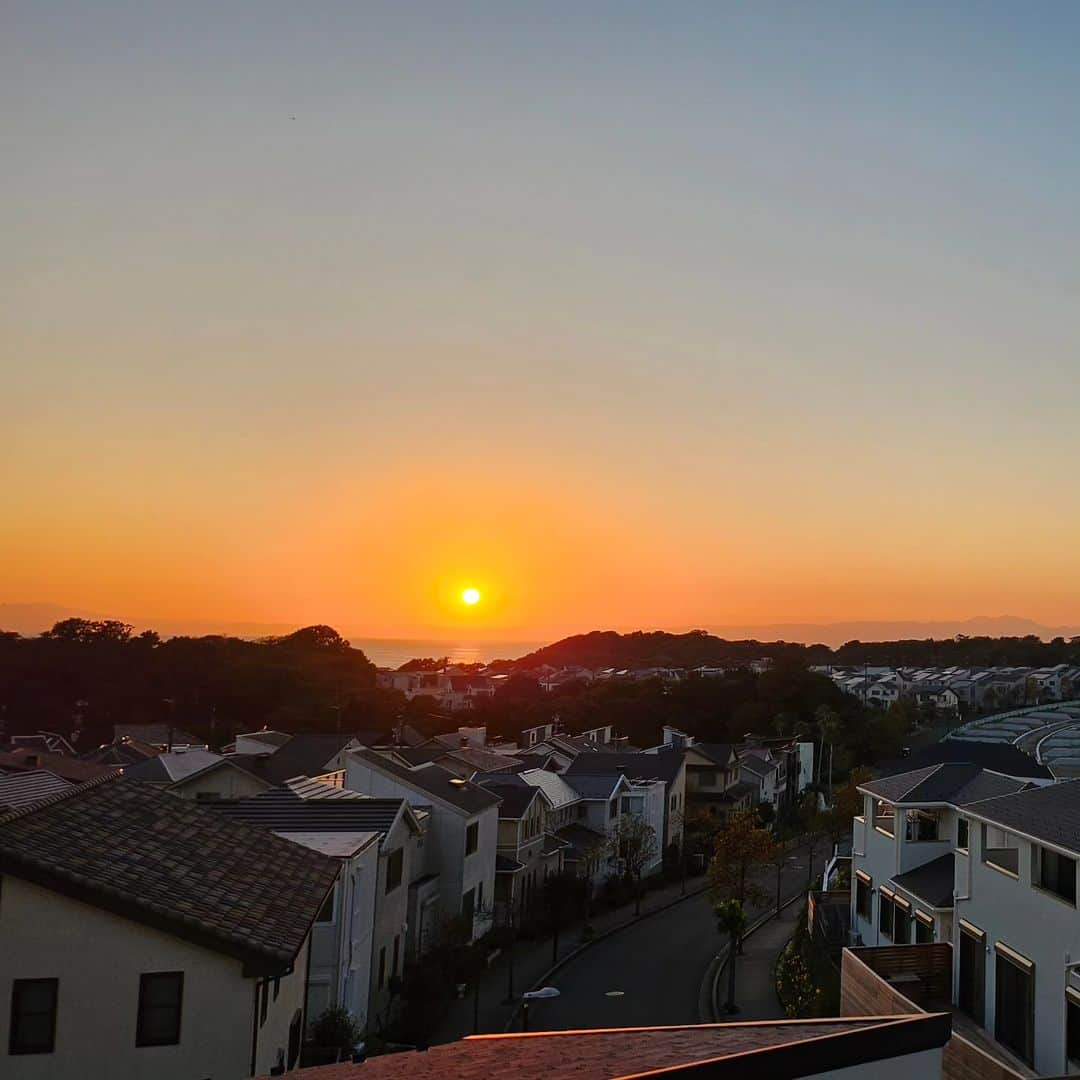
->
[345, 750, 499, 941]
[209, 777, 426, 1034]
[0, 775, 338, 1080]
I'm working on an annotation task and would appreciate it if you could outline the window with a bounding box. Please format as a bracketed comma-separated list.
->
[273, 976, 280, 1002]
[995, 944, 1034, 1066]
[9, 978, 58, 1055]
[385, 849, 404, 893]
[1034, 845, 1076, 905]
[873, 800, 895, 837]
[136, 972, 183, 1047]
[879, 889, 894, 940]
[465, 822, 478, 856]
[609, 800, 618, 820]
[958, 921, 986, 1024]
[392, 935, 400, 978]
[259, 979, 269, 1027]
[905, 810, 940, 843]
[957, 817, 969, 851]
[669, 794, 676, 811]
[477, 880, 483, 910]
[982, 824, 1020, 876]
[377, 947, 386, 990]
[892, 897, 911, 943]
[1067, 989, 1080, 1066]
[855, 871, 872, 921]
[915, 912, 934, 944]
[315, 885, 336, 923]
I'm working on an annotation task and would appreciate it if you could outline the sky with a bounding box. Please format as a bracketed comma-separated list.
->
[3, 2, 1080, 641]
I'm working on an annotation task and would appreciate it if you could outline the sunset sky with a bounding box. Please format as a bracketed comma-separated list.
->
[4, 3, 1080, 641]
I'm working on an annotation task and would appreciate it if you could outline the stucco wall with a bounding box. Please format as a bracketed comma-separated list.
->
[0, 876, 304, 1080]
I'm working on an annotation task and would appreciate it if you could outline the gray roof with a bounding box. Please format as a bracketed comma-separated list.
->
[692, 743, 737, 766]
[892, 854, 955, 909]
[859, 763, 1030, 806]
[566, 773, 625, 800]
[351, 749, 502, 814]
[0, 770, 72, 810]
[208, 784, 409, 837]
[876, 740, 1052, 781]
[477, 774, 542, 818]
[0, 776, 338, 972]
[113, 723, 203, 747]
[565, 750, 685, 787]
[223, 734, 365, 787]
[965, 780, 1080, 855]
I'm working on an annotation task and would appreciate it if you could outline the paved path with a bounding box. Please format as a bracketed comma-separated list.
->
[721, 900, 801, 1020]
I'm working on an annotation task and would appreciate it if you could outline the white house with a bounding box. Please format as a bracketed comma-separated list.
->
[345, 750, 500, 941]
[0, 775, 338, 1080]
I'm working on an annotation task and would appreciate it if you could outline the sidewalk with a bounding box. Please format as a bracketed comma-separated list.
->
[723, 901, 801, 1020]
[431, 873, 711, 1044]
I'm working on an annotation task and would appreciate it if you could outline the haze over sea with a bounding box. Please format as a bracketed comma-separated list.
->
[353, 638, 546, 670]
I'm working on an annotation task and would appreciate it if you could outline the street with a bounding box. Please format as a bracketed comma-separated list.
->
[522, 845, 817, 1032]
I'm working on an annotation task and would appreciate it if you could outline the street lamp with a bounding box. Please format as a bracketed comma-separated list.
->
[521, 986, 560, 1032]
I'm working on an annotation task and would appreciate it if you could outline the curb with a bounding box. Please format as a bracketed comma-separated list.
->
[707, 891, 806, 1022]
[502, 881, 712, 1032]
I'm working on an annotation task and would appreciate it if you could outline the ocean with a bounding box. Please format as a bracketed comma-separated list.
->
[351, 638, 547, 669]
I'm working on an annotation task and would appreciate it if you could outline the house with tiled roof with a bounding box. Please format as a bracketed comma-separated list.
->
[0, 769, 72, 812]
[253, 1014, 951, 1080]
[0, 775, 339, 1080]
[345, 750, 500, 942]
[0, 748, 118, 784]
[210, 779, 429, 1032]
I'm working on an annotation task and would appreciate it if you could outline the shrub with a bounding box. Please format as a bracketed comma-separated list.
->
[309, 1007, 362, 1054]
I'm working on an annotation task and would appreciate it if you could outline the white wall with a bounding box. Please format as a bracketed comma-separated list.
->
[173, 766, 268, 801]
[810, 1047, 942, 1078]
[0, 876, 305, 1080]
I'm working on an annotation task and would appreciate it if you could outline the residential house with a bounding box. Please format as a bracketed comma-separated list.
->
[210, 778, 426, 1034]
[0, 749, 117, 785]
[675, 742, 756, 823]
[345, 750, 499, 941]
[739, 749, 783, 815]
[112, 723, 206, 752]
[0, 775, 338, 1080]
[517, 769, 610, 883]
[0, 770, 72, 812]
[850, 763, 1030, 949]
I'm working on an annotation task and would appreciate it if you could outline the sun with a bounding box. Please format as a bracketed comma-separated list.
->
[461, 587, 481, 606]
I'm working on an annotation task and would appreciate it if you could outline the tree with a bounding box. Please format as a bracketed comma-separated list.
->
[708, 812, 774, 952]
[715, 898, 747, 1013]
[309, 1006, 362, 1055]
[608, 814, 658, 916]
[814, 706, 842, 790]
[539, 872, 589, 963]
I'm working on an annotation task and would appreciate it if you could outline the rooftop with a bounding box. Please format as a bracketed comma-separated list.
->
[892, 853, 955, 909]
[0, 775, 339, 972]
[859, 763, 1031, 806]
[964, 779, 1080, 856]
[350, 749, 502, 814]
[0, 748, 119, 784]
[565, 750, 686, 786]
[254, 1015, 950, 1080]
[876, 739, 1052, 781]
[209, 784, 410, 837]
[0, 769, 72, 811]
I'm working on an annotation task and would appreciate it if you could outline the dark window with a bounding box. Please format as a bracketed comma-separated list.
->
[392, 935, 400, 978]
[377, 947, 386, 990]
[958, 924, 985, 1024]
[136, 972, 183, 1047]
[385, 849, 403, 893]
[957, 817, 969, 851]
[873, 800, 895, 837]
[982, 824, 1020, 876]
[1067, 994, 1080, 1065]
[892, 903, 910, 944]
[855, 874, 872, 920]
[905, 810, 940, 843]
[465, 822, 478, 856]
[995, 948, 1034, 1065]
[287, 1010, 303, 1070]
[879, 893, 894, 940]
[915, 915, 934, 944]
[1036, 845, 1076, 905]
[462, 887, 475, 933]
[315, 885, 336, 923]
[9, 978, 58, 1055]
[609, 800, 618, 820]
[259, 979, 269, 1027]
[273, 977, 280, 1002]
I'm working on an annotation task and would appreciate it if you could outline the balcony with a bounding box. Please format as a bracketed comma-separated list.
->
[841, 944, 1040, 1080]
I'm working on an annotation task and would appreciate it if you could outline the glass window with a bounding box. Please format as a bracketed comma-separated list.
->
[9, 978, 58, 1055]
[892, 902, 911, 943]
[957, 817, 969, 851]
[1035, 845, 1076, 905]
[879, 893, 894, 939]
[465, 822, 479, 855]
[905, 810, 940, 843]
[1067, 993, 1080, 1065]
[995, 947, 1034, 1065]
[856, 874, 872, 921]
[874, 800, 895, 837]
[315, 885, 336, 923]
[915, 915, 934, 944]
[136, 972, 183, 1047]
[958, 923, 985, 1024]
[385, 849, 404, 893]
[982, 824, 1020, 876]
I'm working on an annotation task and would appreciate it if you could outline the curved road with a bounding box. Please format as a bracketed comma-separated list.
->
[525, 848, 814, 1032]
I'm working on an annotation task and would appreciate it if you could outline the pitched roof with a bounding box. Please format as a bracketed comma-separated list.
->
[221, 734, 362, 787]
[565, 773, 626, 801]
[964, 779, 1080, 856]
[79, 737, 161, 767]
[879, 739, 1052, 781]
[0, 770, 72, 810]
[256, 1015, 950, 1080]
[0, 777, 339, 972]
[690, 742, 736, 766]
[0, 749, 118, 783]
[859, 763, 1030, 806]
[113, 723, 203, 747]
[209, 786, 409, 837]
[519, 769, 580, 810]
[477, 775, 544, 818]
[123, 749, 225, 784]
[350, 749, 502, 815]
[892, 853, 955, 909]
[565, 750, 685, 787]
